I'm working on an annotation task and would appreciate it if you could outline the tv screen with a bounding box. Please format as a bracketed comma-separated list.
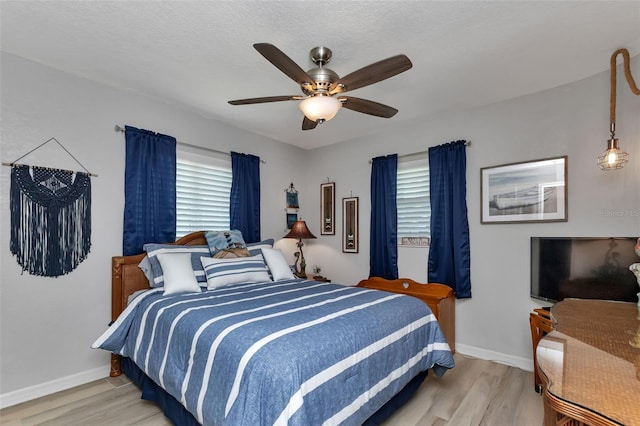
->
[531, 237, 638, 303]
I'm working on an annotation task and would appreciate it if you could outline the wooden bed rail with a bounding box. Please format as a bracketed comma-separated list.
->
[357, 277, 456, 353]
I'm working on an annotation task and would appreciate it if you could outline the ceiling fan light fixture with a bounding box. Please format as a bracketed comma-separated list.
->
[299, 95, 342, 123]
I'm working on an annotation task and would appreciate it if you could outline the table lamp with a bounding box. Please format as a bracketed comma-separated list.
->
[283, 219, 317, 278]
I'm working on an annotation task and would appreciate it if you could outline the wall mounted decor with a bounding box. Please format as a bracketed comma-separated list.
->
[481, 156, 567, 224]
[3, 137, 96, 276]
[286, 213, 298, 229]
[320, 181, 335, 235]
[285, 182, 299, 229]
[285, 182, 299, 208]
[342, 196, 359, 253]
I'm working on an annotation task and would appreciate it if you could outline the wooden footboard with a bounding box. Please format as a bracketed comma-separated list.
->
[110, 231, 208, 376]
[357, 277, 456, 353]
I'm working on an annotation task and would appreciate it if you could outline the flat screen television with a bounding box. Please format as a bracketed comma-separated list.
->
[531, 237, 638, 303]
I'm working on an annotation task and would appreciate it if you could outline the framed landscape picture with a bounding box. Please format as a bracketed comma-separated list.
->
[481, 156, 567, 224]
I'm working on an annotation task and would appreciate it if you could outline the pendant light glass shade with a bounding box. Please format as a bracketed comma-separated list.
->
[299, 95, 342, 123]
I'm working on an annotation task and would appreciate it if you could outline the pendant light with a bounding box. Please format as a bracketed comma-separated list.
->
[597, 48, 639, 171]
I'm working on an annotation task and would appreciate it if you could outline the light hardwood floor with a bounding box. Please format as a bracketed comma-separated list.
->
[0, 353, 543, 426]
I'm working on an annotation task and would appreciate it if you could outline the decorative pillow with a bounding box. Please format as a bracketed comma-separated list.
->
[138, 255, 154, 284]
[205, 230, 247, 255]
[201, 254, 271, 289]
[157, 253, 202, 296]
[246, 238, 275, 258]
[143, 243, 211, 287]
[213, 247, 251, 259]
[260, 247, 296, 281]
[246, 239, 275, 251]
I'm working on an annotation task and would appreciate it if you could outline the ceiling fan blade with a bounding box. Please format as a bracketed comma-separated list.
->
[329, 54, 412, 94]
[302, 116, 318, 130]
[254, 43, 316, 88]
[339, 96, 398, 118]
[228, 95, 301, 105]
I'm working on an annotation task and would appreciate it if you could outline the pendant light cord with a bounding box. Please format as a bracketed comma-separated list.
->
[610, 49, 640, 125]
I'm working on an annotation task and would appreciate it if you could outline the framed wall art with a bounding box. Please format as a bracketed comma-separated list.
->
[342, 196, 359, 253]
[285, 182, 299, 208]
[284, 183, 299, 229]
[480, 156, 567, 224]
[320, 182, 335, 235]
[286, 213, 298, 229]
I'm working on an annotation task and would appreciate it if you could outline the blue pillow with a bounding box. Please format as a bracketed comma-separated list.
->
[143, 244, 211, 288]
[205, 230, 246, 255]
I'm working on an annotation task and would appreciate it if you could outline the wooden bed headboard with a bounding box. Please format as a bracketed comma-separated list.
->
[111, 231, 208, 321]
[110, 231, 208, 376]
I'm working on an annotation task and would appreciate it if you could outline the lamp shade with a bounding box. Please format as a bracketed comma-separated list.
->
[299, 95, 342, 122]
[283, 220, 317, 240]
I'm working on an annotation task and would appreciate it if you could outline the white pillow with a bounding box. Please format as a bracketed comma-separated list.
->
[157, 253, 202, 296]
[260, 248, 295, 281]
[201, 254, 271, 289]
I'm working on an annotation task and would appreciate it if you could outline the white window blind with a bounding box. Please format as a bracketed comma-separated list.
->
[176, 151, 232, 237]
[397, 158, 430, 243]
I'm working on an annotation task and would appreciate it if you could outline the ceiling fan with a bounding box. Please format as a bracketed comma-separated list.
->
[228, 43, 413, 130]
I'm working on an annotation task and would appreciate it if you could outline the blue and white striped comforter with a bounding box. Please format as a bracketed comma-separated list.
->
[93, 279, 454, 425]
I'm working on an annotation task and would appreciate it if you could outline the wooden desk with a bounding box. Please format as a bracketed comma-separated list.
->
[537, 299, 640, 426]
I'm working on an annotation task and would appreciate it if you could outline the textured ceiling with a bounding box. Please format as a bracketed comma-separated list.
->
[1, 1, 639, 150]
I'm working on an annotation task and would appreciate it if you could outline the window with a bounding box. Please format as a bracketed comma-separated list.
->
[397, 158, 430, 246]
[176, 150, 232, 237]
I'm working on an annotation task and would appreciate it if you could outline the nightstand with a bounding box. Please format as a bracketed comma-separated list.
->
[308, 274, 331, 283]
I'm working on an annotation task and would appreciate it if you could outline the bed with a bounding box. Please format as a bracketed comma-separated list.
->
[94, 231, 454, 425]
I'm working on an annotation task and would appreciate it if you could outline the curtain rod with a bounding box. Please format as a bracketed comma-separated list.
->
[368, 141, 471, 164]
[114, 125, 266, 163]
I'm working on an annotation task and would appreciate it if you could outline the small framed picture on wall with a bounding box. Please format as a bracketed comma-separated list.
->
[320, 182, 335, 235]
[286, 212, 298, 229]
[342, 196, 359, 253]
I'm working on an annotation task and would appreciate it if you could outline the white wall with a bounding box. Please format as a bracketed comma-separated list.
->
[0, 53, 308, 405]
[302, 56, 640, 368]
[1, 51, 638, 407]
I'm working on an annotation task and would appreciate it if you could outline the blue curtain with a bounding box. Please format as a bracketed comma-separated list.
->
[230, 151, 261, 244]
[428, 140, 471, 298]
[369, 154, 398, 279]
[123, 126, 176, 256]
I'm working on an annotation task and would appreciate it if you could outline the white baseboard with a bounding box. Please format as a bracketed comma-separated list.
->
[0, 365, 109, 409]
[455, 343, 533, 372]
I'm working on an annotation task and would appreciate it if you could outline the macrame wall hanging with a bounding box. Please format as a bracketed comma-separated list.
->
[3, 138, 96, 277]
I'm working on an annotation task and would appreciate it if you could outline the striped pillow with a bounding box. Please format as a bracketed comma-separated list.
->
[201, 254, 271, 289]
[143, 244, 211, 287]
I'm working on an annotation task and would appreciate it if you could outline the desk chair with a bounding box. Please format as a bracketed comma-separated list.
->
[529, 308, 554, 393]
